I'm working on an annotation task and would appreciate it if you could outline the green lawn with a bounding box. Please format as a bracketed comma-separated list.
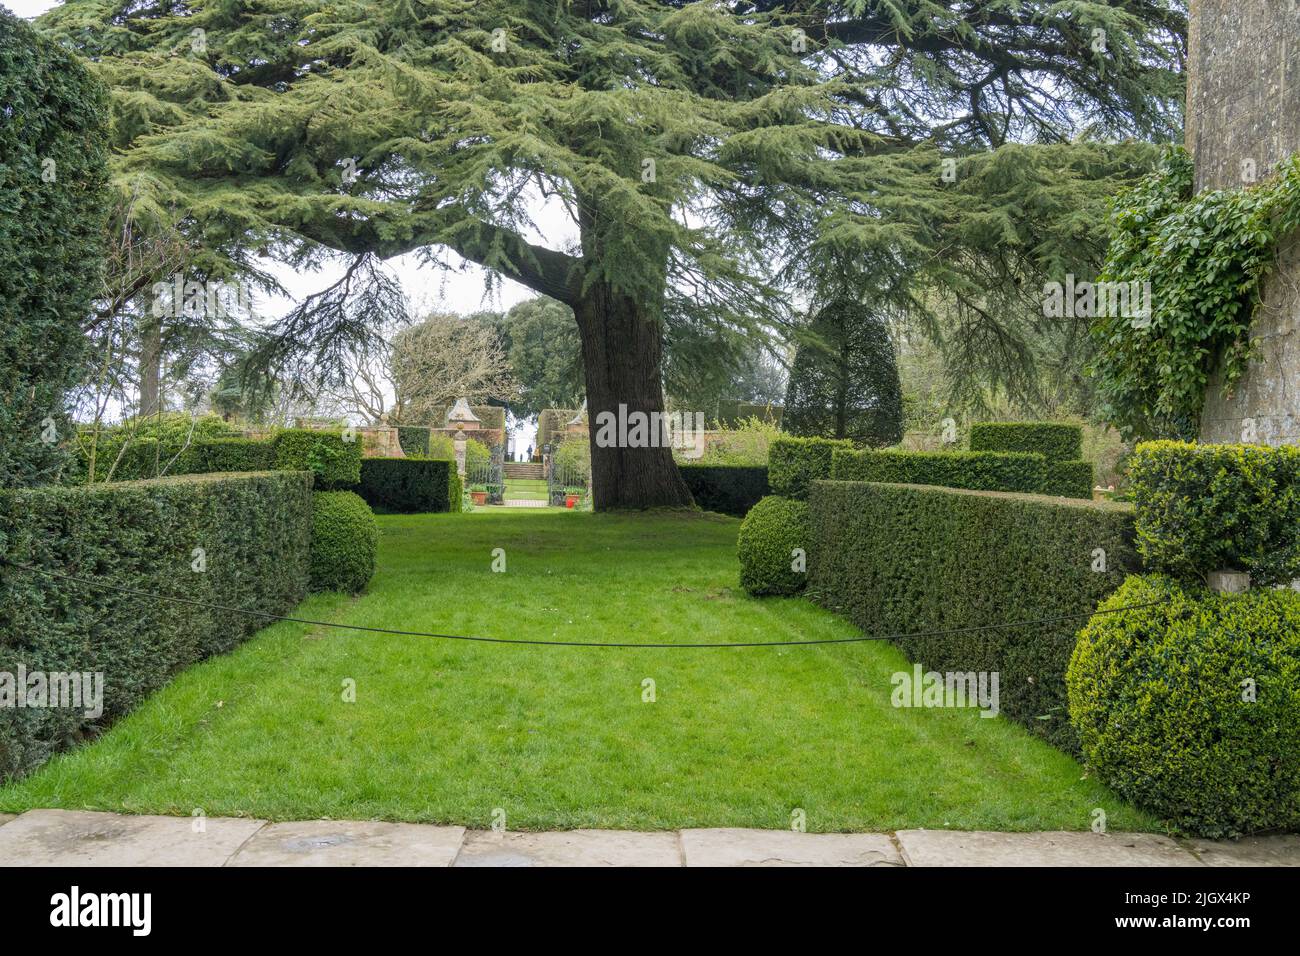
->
[0, 510, 1154, 832]
[502, 478, 550, 501]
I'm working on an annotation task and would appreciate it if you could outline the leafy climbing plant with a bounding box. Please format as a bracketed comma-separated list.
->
[1090, 147, 1300, 440]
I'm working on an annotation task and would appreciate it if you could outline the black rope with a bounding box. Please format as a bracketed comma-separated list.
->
[0, 557, 1168, 650]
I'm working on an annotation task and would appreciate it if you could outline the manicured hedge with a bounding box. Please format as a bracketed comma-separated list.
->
[397, 426, 430, 457]
[182, 438, 277, 474]
[309, 491, 377, 593]
[1042, 459, 1095, 500]
[537, 408, 580, 450]
[969, 422, 1083, 461]
[0, 472, 313, 782]
[716, 401, 782, 428]
[738, 496, 809, 595]
[1068, 575, 1300, 837]
[768, 437, 853, 499]
[1129, 440, 1300, 587]
[679, 464, 770, 517]
[355, 457, 460, 513]
[76, 432, 333, 484]
[1, 10, 109, 488]
[830, 447, 1048, 494]
[807, 480, 1137, 750]
[271, 429, 362, 489]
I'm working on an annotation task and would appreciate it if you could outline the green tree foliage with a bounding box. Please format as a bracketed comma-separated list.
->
[36, 0, 1185, 506]
[784, 300, 903, 446]
[1090, 147, 1300, 439]
[0, 10, 109, 487]
[490, 298, 584, 421]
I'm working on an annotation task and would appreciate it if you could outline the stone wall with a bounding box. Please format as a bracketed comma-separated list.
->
[1189, 0, 1300, 446]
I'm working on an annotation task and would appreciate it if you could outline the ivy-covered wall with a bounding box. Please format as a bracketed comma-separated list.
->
[1188, 0, 1300, 447]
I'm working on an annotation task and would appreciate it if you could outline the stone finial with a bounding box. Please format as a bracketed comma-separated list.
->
[447, 398, 482, 429]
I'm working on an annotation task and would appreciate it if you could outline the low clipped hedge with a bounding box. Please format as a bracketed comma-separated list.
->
[1042, 459, 1095, 499]
[830, 447, 1047, 494]
[396, 426, 431, 457]
[768, 437, 853, 499]
[970, 421, 1083, 461]
[355, 457, 460, 513]
[182, 438, 276, 474]
[309, 491, 377, 593]
[75, 431, 351, 486]
[807, 480, 1137, 750]
[1068, 575, 1300, 837]
[1129, 440, 1300, 587]
[0, 471, 313, 782]
[679, 464, 769, 517]
[272, 429, 362, 490]
[738, 495, 809, 595]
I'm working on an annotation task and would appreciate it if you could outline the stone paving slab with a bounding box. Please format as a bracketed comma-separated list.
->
[896, 829, 1201, 867]
[0, 809, 1295, 866]
[228, 820, 466, 867]
[0, 809, 266, 867]
[1185, 835, 1300, 867]
[454, 829, 681, 867]
[681, 828, 902, 867]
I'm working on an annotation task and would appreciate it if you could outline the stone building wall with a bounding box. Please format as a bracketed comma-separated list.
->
[1189, 0, 1300, 446]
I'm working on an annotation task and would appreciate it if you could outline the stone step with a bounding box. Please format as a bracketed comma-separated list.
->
[504, 463, 545, 479]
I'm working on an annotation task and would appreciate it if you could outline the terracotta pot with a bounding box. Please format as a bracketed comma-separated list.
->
[471, 491, 488, 505]
[565, 494, 579, 508]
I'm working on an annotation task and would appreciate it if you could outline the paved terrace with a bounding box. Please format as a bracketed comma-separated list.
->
[0, 810, 1297, 866]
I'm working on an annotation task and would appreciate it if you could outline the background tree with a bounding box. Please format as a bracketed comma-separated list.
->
[489, 298, 584, 421]
[391, 312, 517, 426]
[0, 10, 109, 488]
[784, 300, 904, 446]
[665, 331, 788, 422]
[38, 1, 1185, 506]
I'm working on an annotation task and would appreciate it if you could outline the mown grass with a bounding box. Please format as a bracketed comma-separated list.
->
[0, 510, 1155, 832]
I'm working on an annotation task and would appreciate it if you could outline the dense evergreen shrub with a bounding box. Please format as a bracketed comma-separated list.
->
[355, 457, 459, 513]
[0, 11, 110, 487]
[309, 491, 377, 593]
[969, 422, 1083, 461]
[830, 447, 1048, 494]
[397, 426, 430, 457]
[783, 300, 904, 447]
[807, 481, 1137, 750]
[272, 429, 362, 489]
[536, 408, 580, 450]
[0, 472, 312, 781]
[738, 496, 809, 595]
[1129, 441, 1300, 586]
[768, 437, 852, 499]
[1042, 459, 1095, 499]
[716, 401, 782, 428]
[679, 464, 769, 517]
[184, 438, 277, 474]
[1068, 575, 1300, 837]
[75, 435, 275, 482]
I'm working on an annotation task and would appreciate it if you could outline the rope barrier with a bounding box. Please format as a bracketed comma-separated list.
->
[0, 557, 1167, 650]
